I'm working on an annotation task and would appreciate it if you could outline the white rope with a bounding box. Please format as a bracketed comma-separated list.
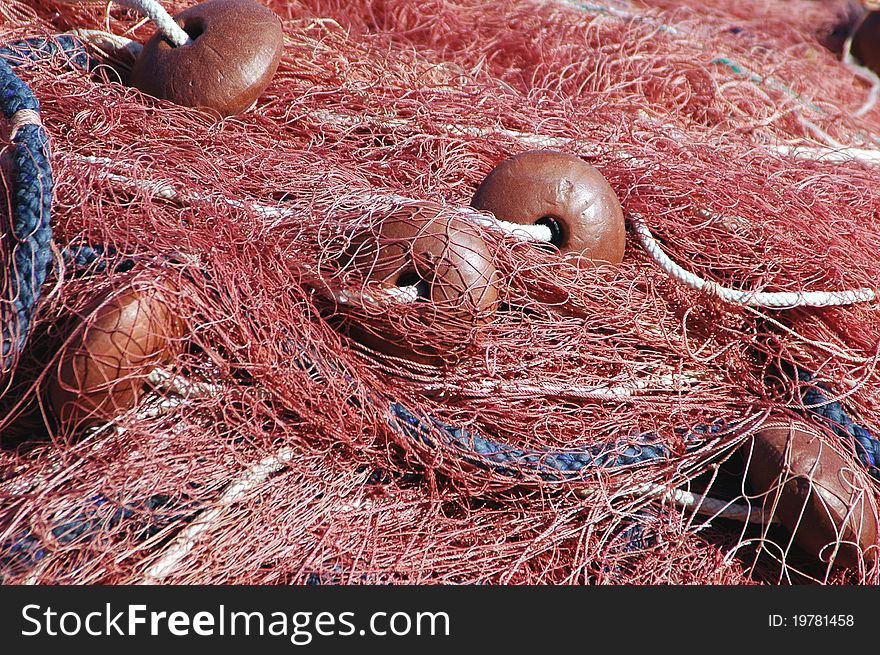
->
[316, 274, 422, 306]
[768, 143, 880, 164]
[630, 212, 877, 308]
[575, 481, 774, 524]
[112, 0, 191, 47]
[423, 372, 703, 400]
[629, 482, 775, 525]
[140, 445, 295, 583]
[147, 367, 225, 397]
[455, 209, 553, 241]
[314, 106, 880, 170]
[67, 28, 144, 66]
[310, 109, 576, 151]
[67, 152, 552, 243]
[75, 155, 181, 199]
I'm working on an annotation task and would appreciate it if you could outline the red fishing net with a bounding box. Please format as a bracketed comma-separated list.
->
[2, 0, 880, 585]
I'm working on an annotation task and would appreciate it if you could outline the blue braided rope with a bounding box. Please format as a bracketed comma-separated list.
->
[793, 368, 880, 481]
[0, 36, 89, 370]
[387, 365, 880, 482]
[291, 348, 721, 479]
[62, 242, 136, 274]
[389, 401, 678, 479]
[0, 492, 191, 581]
[0, 36, 89, 69]
[0, 58, 51, 367]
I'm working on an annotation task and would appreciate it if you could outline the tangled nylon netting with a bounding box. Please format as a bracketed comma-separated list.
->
[2, 0, 880, 585]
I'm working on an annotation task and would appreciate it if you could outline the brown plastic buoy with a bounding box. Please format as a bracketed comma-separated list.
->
[471, 150, 626, 267]
[744, 421, 880, 568]
[851, 10, 880, 73]
[343, 207, 500, 364]
[47, 279, 185, 432]
[129, 0, 284, 117]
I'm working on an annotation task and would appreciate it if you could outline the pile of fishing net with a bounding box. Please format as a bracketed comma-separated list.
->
[2, 0, 880, 585]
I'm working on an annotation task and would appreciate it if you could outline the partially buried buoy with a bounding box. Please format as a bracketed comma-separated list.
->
[744, 421, 880, 569]
[47, 277, 186, 432]
[129, 0, 284, 117]
[471, 150, 626, 267]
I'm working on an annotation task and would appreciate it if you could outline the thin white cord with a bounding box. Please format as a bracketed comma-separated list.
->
[457, 209, 553, 241]
[67, 152, 552, 243]
[309, 109, 576, 151]
[576, 481, 774, 524]
[631, 482, 775, 525]
[67, 28, 144, 65]
[423, 372, 703, 400]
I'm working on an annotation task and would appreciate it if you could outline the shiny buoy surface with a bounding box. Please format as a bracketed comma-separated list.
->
[472, 150, 626, 267]
[129, 0, 284, 116]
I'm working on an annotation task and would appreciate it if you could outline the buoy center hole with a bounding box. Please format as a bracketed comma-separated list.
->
[535, 216, 566, 248]
[180, 17, 206, 43]
[396, 271, 431, 300]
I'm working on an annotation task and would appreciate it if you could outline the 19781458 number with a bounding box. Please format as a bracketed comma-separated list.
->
[769, 615, 854, 628]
